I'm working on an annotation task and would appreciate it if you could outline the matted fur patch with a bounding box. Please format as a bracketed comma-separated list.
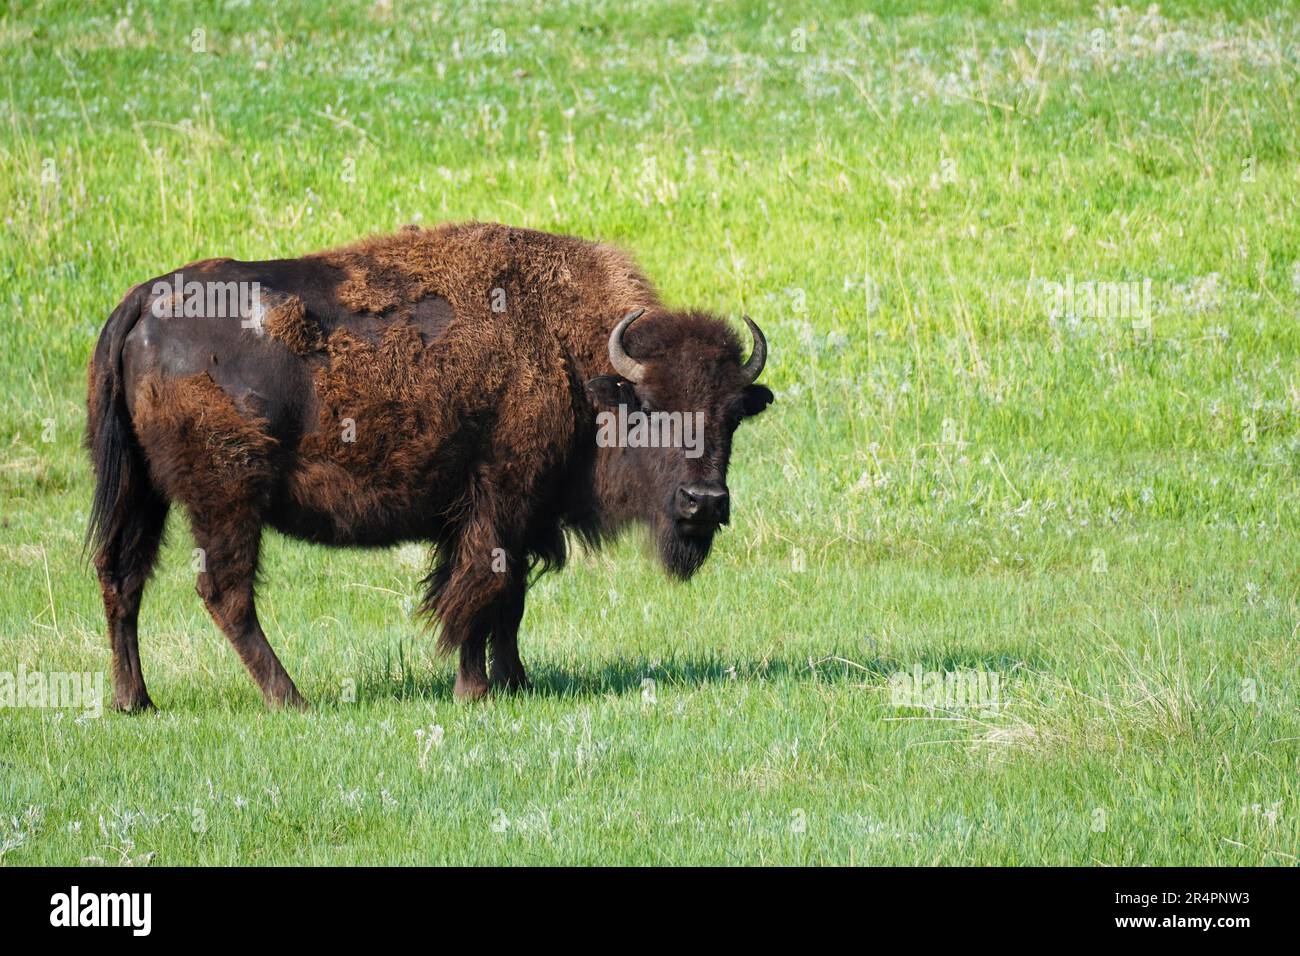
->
[131, 372, 278, 503]
[263, 294, 324, 355]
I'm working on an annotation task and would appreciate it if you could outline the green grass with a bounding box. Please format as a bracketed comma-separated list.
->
[1, 0, 1298, 865]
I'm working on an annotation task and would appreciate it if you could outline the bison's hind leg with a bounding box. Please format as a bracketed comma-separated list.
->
[94, 490, 169, 713]
[133, 372, 305, 710]
[190, 516, 306, 710]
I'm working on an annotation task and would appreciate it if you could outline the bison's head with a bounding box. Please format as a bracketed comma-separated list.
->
[586, 309, 773, 579]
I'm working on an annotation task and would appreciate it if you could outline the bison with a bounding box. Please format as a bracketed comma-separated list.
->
[86, 222, 772, 710]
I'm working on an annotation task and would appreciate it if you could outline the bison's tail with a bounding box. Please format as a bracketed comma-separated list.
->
[84, 285, 149, 560]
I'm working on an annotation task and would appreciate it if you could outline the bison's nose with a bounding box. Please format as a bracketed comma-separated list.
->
[676, 484, 730, 525]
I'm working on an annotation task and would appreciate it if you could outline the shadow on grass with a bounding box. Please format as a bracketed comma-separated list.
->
[344, 645, 1042, 706]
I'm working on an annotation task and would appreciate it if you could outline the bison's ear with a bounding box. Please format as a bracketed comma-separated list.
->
[741, 384, 774, 418]
[586, 375, 639, 410]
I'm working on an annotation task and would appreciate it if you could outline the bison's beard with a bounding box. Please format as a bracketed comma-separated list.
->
[656, 518, 716, 580]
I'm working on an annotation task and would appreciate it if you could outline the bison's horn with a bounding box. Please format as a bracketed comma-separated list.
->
[740, 315, 767, 384]
[608, 308, 647, 383]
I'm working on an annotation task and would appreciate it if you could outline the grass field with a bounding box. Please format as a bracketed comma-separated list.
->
[1, 0, 1297, 865]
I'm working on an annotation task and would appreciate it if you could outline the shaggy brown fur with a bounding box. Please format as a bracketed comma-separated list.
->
[263, 294, 323, 355]
[133, 373, 278, 493]
[85, 222, 773, 710]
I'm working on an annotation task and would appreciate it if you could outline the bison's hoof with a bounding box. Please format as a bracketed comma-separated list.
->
[491, 674, 533, 695]
[267, 689, 310, 711]
[112, 694, 156, 715]
[454, 675, 491, 702]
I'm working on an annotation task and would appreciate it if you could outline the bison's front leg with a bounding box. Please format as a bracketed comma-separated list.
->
[476, 572, 527, 693]
[431, 565, 494, 702]
[489, 576, 531, 693]
[447, 574, 531, 700]
[430, 515, 528, 701]
[453, 629, 490, 702]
